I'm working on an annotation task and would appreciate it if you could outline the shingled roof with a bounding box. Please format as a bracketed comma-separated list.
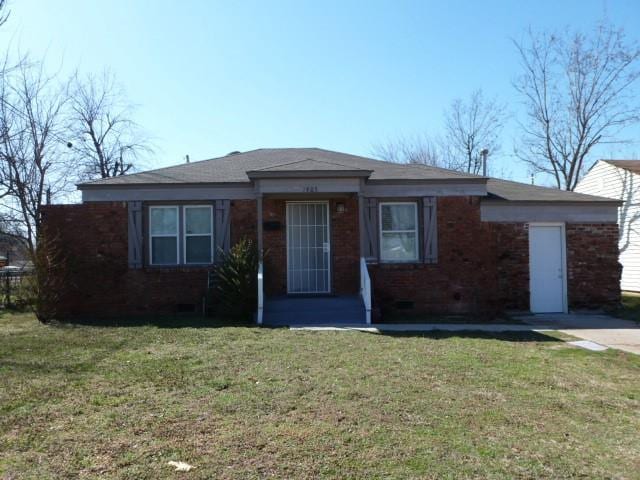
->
[604, 160, 640, 175]
[78, 148, 484, 186]
[484, 178, 618, 203]
[78, 147, 619, 203]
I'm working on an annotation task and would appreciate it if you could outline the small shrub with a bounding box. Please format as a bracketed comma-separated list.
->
[24, 230, 68, 323]
[212, 238, 260, 321]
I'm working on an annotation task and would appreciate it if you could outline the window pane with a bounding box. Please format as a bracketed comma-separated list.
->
[381, 232, 417, 261]
[185, 207, 212, 235]
[186, 236, 212, 263]
[151, 237, 177, 264]
[150, 207, 178, 235]
[381, 204, 416, 231]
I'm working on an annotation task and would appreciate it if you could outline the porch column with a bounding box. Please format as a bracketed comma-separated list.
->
[257, 195, 263, 256]
[358, 193, 366, 259]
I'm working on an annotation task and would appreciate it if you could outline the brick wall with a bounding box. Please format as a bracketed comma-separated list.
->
[492, 223, 529, 311]
[367, 199, 621, 316]
[41, 196, 621, 320]
[369, 197, 503, 315]
[41, 201, 258, 319]
[230, 200, 257, 245]
[567, 223, 621, 308]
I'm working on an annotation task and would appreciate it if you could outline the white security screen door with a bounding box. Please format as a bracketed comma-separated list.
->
[529, 224, 566, 313]
[286, 202, 330, 293]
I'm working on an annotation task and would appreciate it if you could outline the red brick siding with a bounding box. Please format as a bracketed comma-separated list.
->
[230, 200, 257, 245]
[369, 197, 502, 315]
[567, 223, 621, 308]
[41, 197, 621, 319]
[369, 199, 621, 315]
[330, 197, 360, 294]
[262, 199, 287, 295]
[41, 201, 257, 319]
[492, 223, 529, 310]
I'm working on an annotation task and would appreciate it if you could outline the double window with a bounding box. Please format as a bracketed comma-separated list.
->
[149, 205, 213, 265]
[379, 202, 419, 262]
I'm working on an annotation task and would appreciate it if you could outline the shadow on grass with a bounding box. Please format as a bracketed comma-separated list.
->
[55, 315, 256, 329]
[371, 330, 562, 343]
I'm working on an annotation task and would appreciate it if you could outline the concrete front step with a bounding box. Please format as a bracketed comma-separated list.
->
[263, 295, 366, 326]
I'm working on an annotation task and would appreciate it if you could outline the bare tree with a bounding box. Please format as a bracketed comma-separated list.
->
[0, 0, 8, 29]
[514, 22, 640, 190]
[67, 70, 150, 179]
[0, 60, 71, 254]
[443, 89, 505, 175]
[372, 134, 444, 166]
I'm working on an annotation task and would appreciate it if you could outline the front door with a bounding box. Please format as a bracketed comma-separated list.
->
[286, 202, 330, 294]
[529, 224, 567, 313]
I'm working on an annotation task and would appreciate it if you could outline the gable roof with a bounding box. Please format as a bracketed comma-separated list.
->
[604, 160, 640, 175]
[78, 148, 485, 186]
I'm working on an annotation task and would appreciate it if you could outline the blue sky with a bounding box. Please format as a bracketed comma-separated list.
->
[2, 0, 640, 183]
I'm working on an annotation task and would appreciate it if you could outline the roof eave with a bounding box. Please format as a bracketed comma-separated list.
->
[367, 177, 488, 185]
[77, 181, 252, 190]
[481, 199, 622, 206]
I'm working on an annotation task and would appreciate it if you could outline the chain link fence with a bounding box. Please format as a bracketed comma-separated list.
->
[0, 268, 34, 309]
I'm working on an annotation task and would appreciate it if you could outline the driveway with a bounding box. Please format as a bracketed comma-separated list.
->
[517, 313, 640, 355]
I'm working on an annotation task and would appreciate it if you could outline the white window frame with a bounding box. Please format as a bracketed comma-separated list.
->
[183, 205, 214, 265]
[149, 206, 180, 266]
[379, 201, 419, 263]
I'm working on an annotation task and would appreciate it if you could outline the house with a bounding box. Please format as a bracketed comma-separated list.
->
[41, 148, 621, 324]
[576, 160, 640, 292]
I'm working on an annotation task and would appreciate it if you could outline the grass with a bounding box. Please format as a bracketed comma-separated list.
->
[613, 291, 640, 323]
[1, 313, 639, 479]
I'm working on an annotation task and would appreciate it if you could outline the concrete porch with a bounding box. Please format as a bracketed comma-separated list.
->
[262, 295, 367, 326]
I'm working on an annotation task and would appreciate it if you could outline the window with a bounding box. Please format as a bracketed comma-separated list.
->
[149, 206, 179, 265]
[184, 206, 213, 264]
[379, 202, 419, 262]
[148, 205, 214, 266]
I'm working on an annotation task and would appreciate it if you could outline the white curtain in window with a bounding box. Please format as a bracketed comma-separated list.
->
[150, 207, 178, 264]
[380, 203, 418, 261]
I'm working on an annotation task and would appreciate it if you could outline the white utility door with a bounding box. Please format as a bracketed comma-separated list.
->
[286, 202, 330, 294]
[529, 224, 567, 313]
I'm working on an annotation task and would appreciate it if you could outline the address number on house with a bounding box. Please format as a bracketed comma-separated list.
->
[303, 186, 318, 192]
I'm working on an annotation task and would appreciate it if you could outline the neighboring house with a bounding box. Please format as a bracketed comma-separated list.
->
[576, 160, 640, 292]
[41, 148, 621, 324]
[0, 234, 30, 268]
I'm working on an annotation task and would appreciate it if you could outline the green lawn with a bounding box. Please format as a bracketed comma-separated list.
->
[1, 313, 639, 479]
[615, 291, 640, 323]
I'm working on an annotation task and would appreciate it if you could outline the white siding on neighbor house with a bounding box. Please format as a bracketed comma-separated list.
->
[576, 161, 640, 292]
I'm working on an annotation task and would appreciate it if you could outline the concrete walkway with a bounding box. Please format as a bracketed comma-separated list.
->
[290, 313, 640, 355]
[516, 313, 640, 355]
[291, 323, 539, 333]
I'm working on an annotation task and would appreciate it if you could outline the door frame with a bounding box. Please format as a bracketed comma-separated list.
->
[285, 200, 331, 294]
[528, 222, 568, 314]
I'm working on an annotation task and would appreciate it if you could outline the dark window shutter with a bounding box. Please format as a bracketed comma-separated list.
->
[422, 196, 438, 263]
[361, 197, 379, 261]
[214, 199, 231, 262]
[127, 201, 143, 269]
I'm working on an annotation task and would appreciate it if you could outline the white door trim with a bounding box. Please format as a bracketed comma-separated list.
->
[528, 222, 568, 313]
[286, 201, 331, 294]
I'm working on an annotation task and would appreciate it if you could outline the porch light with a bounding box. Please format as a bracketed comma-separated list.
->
[336, 202, 345, 213]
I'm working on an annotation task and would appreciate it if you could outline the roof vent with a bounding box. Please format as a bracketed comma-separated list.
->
[227, 151, 241, 156]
